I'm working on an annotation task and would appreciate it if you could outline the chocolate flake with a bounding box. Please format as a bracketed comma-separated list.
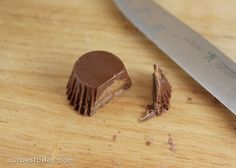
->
[168, 134, 176, 151]
[139, 65, 172, 122]
[187, 96, 193, 103]
[145, 141, 151, 146]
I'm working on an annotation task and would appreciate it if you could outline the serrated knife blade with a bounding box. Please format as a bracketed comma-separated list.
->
[114, 0, 236, 115]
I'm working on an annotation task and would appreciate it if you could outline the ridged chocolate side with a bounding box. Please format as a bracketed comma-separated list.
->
[66, 68, 131, 116]
[66, 70, 97, 116]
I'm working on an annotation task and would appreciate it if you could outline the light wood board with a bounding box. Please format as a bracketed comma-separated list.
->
[0, 0, 235, 167]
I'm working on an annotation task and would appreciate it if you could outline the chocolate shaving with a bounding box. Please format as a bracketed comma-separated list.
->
[139, 64, 172, 122]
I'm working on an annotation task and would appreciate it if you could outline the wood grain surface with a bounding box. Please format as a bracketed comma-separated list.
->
[0, 0, 235, 167]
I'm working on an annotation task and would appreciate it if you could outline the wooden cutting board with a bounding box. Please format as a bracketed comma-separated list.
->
[0, 0, 235, 167]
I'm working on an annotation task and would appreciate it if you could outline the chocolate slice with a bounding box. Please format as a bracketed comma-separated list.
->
[139, 65, 172, 122]
[66, 51, 132, 116]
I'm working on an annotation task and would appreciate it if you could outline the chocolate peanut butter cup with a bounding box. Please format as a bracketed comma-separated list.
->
[66, 51, 132, 116]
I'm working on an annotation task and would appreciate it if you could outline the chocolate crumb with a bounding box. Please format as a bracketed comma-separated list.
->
[139, 65, 172, 122]
[58, 147, 61, 150]
[145, 141, 151, 146]
[187, 97, 192, 103]
[168, 134, 176, 151]
[112, 135, 117, 142]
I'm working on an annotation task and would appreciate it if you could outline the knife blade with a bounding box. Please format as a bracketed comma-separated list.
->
[114, 0, 236, 115]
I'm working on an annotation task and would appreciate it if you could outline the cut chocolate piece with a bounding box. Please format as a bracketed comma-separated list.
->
[66, 51, 132, 116]
[139, 65, 172, 122]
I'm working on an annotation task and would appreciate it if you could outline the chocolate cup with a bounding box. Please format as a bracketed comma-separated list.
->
[66, 51, 132, 116]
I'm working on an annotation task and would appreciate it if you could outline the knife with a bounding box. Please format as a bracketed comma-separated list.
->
[114, 0, 236, 115]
